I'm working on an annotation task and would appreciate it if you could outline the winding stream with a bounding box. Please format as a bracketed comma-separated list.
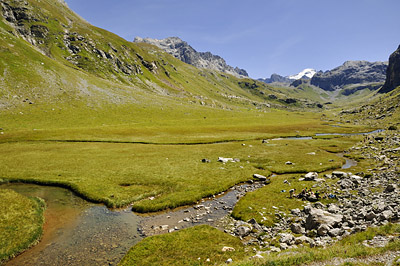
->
[2, 182, 259, 266]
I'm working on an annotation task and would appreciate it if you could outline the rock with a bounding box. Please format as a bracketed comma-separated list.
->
[235, 226, 251, 237]
[304, 172, 318, 181]
[380, 210, 394, 221]
[295, 235, 313, 245]
[317, 224, 330, 236]
[221, 246, 235, 252]
[253, 174, 268, 181]
[279, 243, 289, 250]
[337, 178, 354, 189]
[305, 208, 343, 230]
[218, 157, 234, 163]
[290, 223, 305, 234]
[365, 212, 377, 221]
[225, 258, 233, 264]
[251, 254, 264, 260]
[327, 204, 340, 214]
[328, 228, 343, 237]
[332, 171, 348, 179]
[269, 246, 281, 252]
[279, 233, 295, 245]
[313, 202, 325, 209]
[291, 208, 302, 216]
[160, 225, 169, 230]
[380, 45, 400, 93]
[384, 184, 397, 193]
[285, 161, 293, 165]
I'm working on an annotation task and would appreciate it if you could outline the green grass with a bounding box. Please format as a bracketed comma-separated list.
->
[0, 189, 45, 263]
[234, 223, 400, 266]
[0, 134, 364, 212]
[119, 225, 248, 266]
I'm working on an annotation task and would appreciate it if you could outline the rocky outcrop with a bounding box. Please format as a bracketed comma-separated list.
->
[134, 37, 248, 78]
[380, 45, 400, 93]
[311, 61, 388, 91]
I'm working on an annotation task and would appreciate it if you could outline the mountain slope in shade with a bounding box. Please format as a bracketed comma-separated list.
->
[380, 45, 400, 93]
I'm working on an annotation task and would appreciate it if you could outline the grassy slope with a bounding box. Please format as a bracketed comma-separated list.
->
[119, 225, 248, 266]
[0, 189, 45, 263]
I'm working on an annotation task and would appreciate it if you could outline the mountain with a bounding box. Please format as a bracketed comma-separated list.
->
[259, 68, 316, 84]
[380, 45, 400, 93]
[287, 68, 316, 80]
[258, 73, 291, 84]
[310, 61, 388, 91]
[134, 37, 248, 78]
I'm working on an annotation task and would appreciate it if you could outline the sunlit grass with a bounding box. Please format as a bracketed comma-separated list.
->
[119, 225, 248, 266]
[0, 189, 45, 263]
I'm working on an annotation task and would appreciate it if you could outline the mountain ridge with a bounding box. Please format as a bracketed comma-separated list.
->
[133, 36, 248, 78]
[311, 60, 387, 91]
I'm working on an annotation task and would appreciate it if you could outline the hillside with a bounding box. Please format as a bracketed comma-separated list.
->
[0, 0, 325, 118]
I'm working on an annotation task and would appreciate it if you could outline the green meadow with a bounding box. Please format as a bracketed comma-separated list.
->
[0, 106, 371, 212]
[119, 225, 248, 266]
[0, 189, 45, 263]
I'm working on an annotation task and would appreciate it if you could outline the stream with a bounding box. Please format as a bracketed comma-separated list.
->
[1, 182, 263, 266]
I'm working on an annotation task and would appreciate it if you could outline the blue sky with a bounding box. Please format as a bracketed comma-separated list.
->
[64, 0, 399, 78]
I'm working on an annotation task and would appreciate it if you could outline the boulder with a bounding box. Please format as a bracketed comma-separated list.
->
[332, 171, 348, 179]
[380, 210, 394, 221]
[295, 235, 313, 245]
[291, 223, 305, 234]
[279, 233, 295, 245]
[218, 157, 234, 163]
[253, 174, 268, 181]
[328, 228, 343, 237]
[317, 224, 330, 236]
[235, 226, 251, 237]
[365, 212, 377, 221]
[304, 172, 318, 181]
[279, 243, 289, 250]
[327, 204, 340, 214]
[384, 184, 397, 193]
[305, 207, 343, 230]
[337, 178, 353, 189]
[222, 246, 235, 252]
[291, 208, 302, 216]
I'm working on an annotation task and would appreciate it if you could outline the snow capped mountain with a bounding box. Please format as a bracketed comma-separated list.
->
[288, 68, 316, 80]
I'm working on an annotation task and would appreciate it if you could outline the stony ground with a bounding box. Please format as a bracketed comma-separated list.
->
[222, 131, 400, 262]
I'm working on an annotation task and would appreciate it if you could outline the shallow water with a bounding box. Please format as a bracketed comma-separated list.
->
[2, 182, 253, 265]
[2, 184, 142, 266]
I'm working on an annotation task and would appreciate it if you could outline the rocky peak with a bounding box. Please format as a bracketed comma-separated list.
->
[134, 36, 248, 78]
[380, 45, 400, 93]
[310, 60, 387, 91]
